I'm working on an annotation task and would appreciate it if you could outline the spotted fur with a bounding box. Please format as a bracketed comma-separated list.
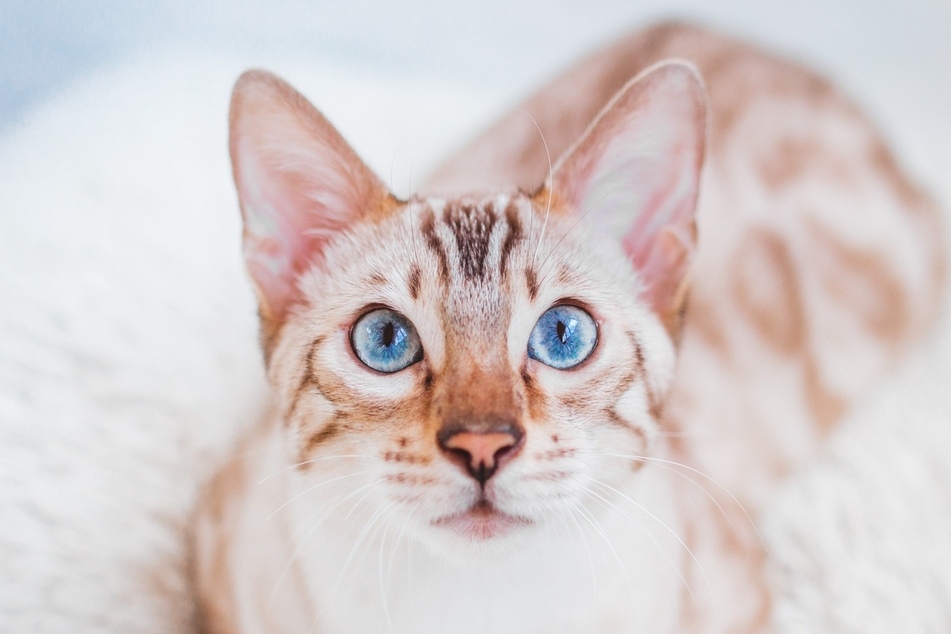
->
[192, 22, 946, 634]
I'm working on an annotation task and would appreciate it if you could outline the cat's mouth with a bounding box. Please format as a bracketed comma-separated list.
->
[432, 499, 532, 540]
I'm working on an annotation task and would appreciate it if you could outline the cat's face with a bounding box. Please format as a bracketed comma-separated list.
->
[229, 64, 705, 558]
[267, 192, 676, 556]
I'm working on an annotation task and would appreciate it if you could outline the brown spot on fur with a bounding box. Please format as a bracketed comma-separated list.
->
[444, 201, 498, 280]
[551, 434, 559, 443]
[368, 272, 387, 286]
[383, 451, 431, 465]
[421, 209, 450, 283]
[760, 137, 814, 190]
[732, 229, 804, 355]
[556, 264, 575, 286]
[675, 493, 772, 633]
[525, 267, 539, 300]
[500, 202, 522, 277]
[807, 217, 908, 343]
[534, 447, 577, 461]
[760, 136, 857, 192]
[386, 473, 436, 485]
[398, 437, 408, 448]
[408, 265, 421, 300]
[803, 363, 846, 430]
[523, 470, 572, 482]
[302, 422, 342, 458]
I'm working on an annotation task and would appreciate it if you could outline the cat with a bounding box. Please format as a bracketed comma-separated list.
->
[191, 22, 946, 633]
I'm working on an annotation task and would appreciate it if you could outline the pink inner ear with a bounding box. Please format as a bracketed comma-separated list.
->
[229, 70, 387, 325]
[237, 148, 300, 317]
[550, 62, 706, 324]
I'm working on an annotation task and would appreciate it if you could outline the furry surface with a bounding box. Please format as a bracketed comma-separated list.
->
[764, 315, 951, 632]
[1, 52, 949, 631]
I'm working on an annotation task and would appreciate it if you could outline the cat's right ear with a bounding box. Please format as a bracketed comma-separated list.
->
[544, 61, 707, 338]
[229, 70, 393, 344]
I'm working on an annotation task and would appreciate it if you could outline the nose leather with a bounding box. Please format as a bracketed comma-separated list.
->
[437, 426, 523, 485]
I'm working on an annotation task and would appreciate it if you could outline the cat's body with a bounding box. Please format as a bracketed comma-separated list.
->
[192, 23, 945, 634]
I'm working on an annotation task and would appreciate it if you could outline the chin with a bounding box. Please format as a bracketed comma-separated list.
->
[413, 503, 538, 565]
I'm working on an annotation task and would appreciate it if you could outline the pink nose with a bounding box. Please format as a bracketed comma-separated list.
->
[437, 427, 523, 485]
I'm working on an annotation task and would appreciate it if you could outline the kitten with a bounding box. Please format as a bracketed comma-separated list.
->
[192, 23, 946, 633]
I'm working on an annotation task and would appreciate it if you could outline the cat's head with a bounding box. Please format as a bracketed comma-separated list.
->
[229, 63, 706, 559]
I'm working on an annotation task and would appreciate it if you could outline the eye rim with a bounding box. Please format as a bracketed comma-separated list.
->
[349, 306, 424, 374]
[527, 301, 600, 371]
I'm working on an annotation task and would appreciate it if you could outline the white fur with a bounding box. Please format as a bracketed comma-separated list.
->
[764, 305, 951, 632]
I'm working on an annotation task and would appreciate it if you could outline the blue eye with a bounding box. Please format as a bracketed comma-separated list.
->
[528, 305, 598, 369]
[351, 309, 423, 373]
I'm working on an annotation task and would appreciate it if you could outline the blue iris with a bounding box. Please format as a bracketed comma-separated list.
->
[528, 305, 598, 369]
[351, 308, 423, 373]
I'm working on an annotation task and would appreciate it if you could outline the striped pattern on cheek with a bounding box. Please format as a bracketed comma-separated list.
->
[288, 337, 433, 465]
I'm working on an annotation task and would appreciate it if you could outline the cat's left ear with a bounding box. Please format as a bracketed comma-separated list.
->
[545, 61, 707, 336]
[229, 70, 394, 345]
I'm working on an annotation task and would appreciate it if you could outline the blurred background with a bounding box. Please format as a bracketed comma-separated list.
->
[1, 0, 950, 191]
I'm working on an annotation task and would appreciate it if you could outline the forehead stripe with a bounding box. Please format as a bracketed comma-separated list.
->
[500, 202, 523, 278]
[444, 201, 498, 281]
[420, 209, 450, 284]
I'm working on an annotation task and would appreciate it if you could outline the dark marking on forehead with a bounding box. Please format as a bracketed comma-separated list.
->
[556, 264, 575, 286]
[444, 201, 497, 280]
[368, 272, 387, 286]
[500, 202, 522, 278]
[421, 209, 450, 283]
[525, 267, 539, 300]
[408, 265, 421, 300]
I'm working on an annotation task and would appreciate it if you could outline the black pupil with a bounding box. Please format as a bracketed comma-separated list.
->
[381, 321, 396, 347]
[556, 320, 567, 344]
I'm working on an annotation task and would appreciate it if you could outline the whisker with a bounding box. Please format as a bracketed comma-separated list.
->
[516, 109, 552, 269]
[378, 501, 405, 634]
[583, 475, 716, 616]
[584, 487, 698, 611]
[328, 499, 399, 606]
[256, 454, 372, 485]
[387, 500, 419, 591]
[267, 478, 383, 609]
[264, 470, 370, 522]
[565, 506, 599, 631]
[315, 500, 397, 633]
[573, 501, 645, 633]
[535, 186, 618, 283]
[602, 452, 765, 547]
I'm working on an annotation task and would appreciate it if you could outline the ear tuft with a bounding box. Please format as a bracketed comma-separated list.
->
[229, 70, 392, 342]
[547, 61, 707, 336]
